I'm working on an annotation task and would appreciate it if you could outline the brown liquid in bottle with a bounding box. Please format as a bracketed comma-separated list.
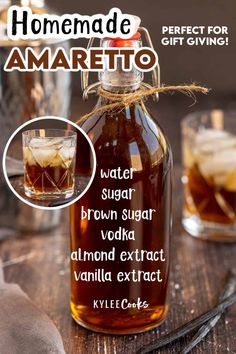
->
[70, 99, 172, 334]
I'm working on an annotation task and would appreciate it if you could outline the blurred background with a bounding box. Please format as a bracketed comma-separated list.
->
[0, 4, 236, 352]
[45, 0, 236, 162]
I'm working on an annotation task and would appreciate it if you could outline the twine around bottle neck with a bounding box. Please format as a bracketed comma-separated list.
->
[77, 83, 209, 124]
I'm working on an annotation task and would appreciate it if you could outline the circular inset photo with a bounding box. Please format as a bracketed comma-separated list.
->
[2, 116, 96, 210]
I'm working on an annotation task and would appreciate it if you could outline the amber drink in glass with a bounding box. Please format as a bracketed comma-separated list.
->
[22, 129, 77, 200]
[182, 110, 236, 241]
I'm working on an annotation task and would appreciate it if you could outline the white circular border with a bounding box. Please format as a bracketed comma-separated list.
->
[2, 116, 97, 211]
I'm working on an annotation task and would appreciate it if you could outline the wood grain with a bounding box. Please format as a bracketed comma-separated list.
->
[0, 167, 236, 354]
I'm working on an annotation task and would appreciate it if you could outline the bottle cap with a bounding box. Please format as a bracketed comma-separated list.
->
[105, 15, 141, 47]
[106, 32, 141, 47]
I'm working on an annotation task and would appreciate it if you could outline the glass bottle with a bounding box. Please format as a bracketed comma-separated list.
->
[70, 31, 173, 334]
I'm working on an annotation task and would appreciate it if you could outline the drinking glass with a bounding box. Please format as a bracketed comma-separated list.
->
[181, 110, 236, 241]
[22, 129, 77, 200]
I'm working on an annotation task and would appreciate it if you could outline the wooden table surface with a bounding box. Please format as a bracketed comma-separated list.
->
[0, 166, 236, 354]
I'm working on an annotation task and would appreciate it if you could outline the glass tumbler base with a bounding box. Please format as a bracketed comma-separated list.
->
[24, 186, 74, 200]
[182, 214, 236, 242]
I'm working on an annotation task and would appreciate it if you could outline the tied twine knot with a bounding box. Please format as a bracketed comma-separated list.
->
[78, 84, 209, 123]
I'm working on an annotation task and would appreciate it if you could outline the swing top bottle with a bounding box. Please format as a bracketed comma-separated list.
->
[70, 28, 172, 334]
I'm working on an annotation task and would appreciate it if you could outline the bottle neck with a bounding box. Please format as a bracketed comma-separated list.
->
[99, 37, 143, 93]
[101, 75, 141, 93]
